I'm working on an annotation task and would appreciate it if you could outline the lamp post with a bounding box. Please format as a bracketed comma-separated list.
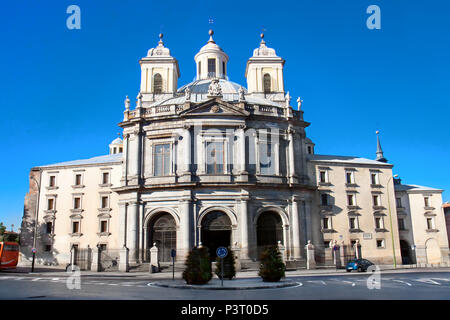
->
[30, 169, 42, 273]
[386, 174, 399, 268]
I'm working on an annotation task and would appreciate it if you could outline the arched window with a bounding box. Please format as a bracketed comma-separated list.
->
[263, 73, 271, 93]
[153, 73, 162, 94]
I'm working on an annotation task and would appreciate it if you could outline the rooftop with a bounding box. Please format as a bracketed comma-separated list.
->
[394, 184, 443, 192]
[38, 153, 123, 169]
[308, 154, 392, 166]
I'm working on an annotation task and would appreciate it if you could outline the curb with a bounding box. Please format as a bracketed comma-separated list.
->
[147, 280, 299, 290]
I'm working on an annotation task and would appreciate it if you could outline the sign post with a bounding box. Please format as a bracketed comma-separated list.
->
[216, 247, 228, 287]
[171, 249, 176, 281]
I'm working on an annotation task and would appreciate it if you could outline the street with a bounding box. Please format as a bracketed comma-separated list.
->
[0, 270, 450, 300]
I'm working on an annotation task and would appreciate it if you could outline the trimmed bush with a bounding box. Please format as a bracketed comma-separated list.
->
[214, 248, 236, 280]
[182, 246, 212, 285]
[258, 245, 285, 282]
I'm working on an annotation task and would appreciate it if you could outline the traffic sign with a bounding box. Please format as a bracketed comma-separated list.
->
[216, 247, 228, 258]
[171, 249, 176, 258]
[31, 248, 36, 254]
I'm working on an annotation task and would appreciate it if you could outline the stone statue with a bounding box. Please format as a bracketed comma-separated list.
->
[124, 95, 130, 111]
[136, 93, 143, 108]
[185, 86, 191, 101]
[297, 97, 303, 110]
[238, 86, 245, 101]
[208, 79, 222, 97]
[285, 91, 291, 107]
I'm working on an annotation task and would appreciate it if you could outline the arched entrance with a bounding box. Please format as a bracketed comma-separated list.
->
[256, 211, 283, 259]
[425, 238, 441, 264]
[148, 213, 176, 262]
[400, 240, 412, 264]
[201, 211, 231, 260]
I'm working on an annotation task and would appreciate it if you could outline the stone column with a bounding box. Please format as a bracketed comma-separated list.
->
[332, 240, 341, 269]
[91, 246, 101, 272]
[149, 243, 160, 273]
[118, 203, 127, 247]
[126, 201, 139, 264]
[291, 198, 301, 259]
[305, 240, 316, 270]
[339, 241, 346, 267]
[181, 125, 192, 181]
[179, 199, 192, 260]
[278, 241, 286, 263]
[287, 129, 296, 183]
[240, 198, 249, 260]
[354, 239, 362, 259]
[121, 134, 129, 186]
[238, 126, 247, 174]
[119, 245, 129, 272]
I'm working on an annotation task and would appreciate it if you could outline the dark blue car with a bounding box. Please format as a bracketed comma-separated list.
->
[346, 259, 374, 272]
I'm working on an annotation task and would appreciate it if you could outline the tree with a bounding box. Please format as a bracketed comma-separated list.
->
[258, 245, 286, 282]
[214, 248, 236, 280]
[182, 246, 212, 285]
[0, 222, 19, 243]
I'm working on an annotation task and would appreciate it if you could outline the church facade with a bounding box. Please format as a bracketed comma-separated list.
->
[20, 31, 449, 271]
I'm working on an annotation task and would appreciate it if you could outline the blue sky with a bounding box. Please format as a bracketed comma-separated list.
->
[0, 0, 449, 230]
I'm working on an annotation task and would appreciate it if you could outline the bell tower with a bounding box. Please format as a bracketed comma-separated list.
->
[139, 34, 180, 101]
[245, 34, 285, 102]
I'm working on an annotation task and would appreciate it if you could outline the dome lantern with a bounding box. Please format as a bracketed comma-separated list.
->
[194, 29, 229, 80]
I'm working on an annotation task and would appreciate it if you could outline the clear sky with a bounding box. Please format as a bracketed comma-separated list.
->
[0, 0, 449, 231]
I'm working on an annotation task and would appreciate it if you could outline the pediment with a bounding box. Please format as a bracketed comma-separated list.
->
[180, 98, 249, 117]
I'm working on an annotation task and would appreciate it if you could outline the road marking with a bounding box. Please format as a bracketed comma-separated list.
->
[31, 278, 42, 282]
[416, 278, 440, 285]
[51, 278, 60, 281]
[307, 280, 327, 285]
[431, 278, 450, 282]
[341, 280, 356, 286]
[392, 280, 412, 286]
[108, 283, 119, 286]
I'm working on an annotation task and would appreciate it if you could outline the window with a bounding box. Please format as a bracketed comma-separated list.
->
[375, 217, 383, 229]
[47, 198, 54, 210]
[307, 146, 312, 154]
[322, 217, 331, 230]
[263, 73, 271, 93]
[349, 217, 357, 229]
[119, 147, 123, 153]
[424, 197, 430, 207]
[46, 222, 53, 234]
[74, 197, 81, 209]
[153, 73, 162, 94]
[154, 144, 170, 176]
[373, 195, 380, 206]
[100, 221, 108, 233]
[208, 58, 216, 76]
[396, 197, 402, 208]
[206, 141, 224, 174]
[426, 217, 434, 230]
[259, 142, 275, 175]
[102, 172, 109, 184]
[49, 176, 56, 187]
[101, 196, 109, 209]
[319, 170, 327, 183]
[198, 61, 201, 77]
[222, 61, 226, 76]
[376, 239, 385, 248]
[99, 244, 107, 251]
[347, 194, 355, 206]
[324, 240, 331, 248]
[75, 174, 82, 186]
[72, 221, 80, 234]
[371, 173, 379, 185]
[45, 245, 52, 252]
[398, 218, 405, 230]
[346, 172, 353, 184]
[321, 194, 328, 206]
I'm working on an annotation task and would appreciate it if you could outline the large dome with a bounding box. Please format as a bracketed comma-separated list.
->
[178, 79, 246, 95]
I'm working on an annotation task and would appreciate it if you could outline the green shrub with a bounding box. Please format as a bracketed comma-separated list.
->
[214, 248, 236, 280]
[258, 245, 285, 282]
[182, 246, 212, 285]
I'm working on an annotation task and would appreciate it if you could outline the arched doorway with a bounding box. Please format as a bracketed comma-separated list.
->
[425, 238, 441, 264]
[148, 213, 176, 263]
[201, 211, 231, 260]
[400, 240, 412, 264]
[256, 211, 283, 259]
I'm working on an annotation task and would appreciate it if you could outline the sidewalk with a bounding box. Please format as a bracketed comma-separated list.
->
[4, 265, 450, 280]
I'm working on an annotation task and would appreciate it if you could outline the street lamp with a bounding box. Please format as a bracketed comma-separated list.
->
[386, 173, 399, 268]
[30, 169, 42, 273]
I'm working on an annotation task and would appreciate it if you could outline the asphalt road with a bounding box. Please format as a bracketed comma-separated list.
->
[0, 271, 449, 300]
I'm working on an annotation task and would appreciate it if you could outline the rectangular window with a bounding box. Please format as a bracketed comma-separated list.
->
[375, 217, 383, 229]
[259, 142, 275, 175]
[398, 218, 405, 230]
[222, 61, 225, 76]
[208, 58, 216, 76]
[424, 197, 430, 207]
[321, 194, 328, 206]
[427, 218, 434, 230]
[319, 171, 327, 183]
[46, 222, 52, 234]
[72, 221, 79, 234]
[396, 197, 402, 208]
[373, 195, 380, 206]
[349, 217, 356, 229]
[100, 221, 108, 233]
[206, 141, 224, 174]
[47, 198, 54, 210]
[74, 197, 81, 209]
[346, 172, 353, 184]
[322, 217, 330, 230]
[347, 194, 355, 206]
[101, 196, 109, 209]
[75, 174, 82, 186]
[324, 240, 331, 248]
[49, 176, 56, 187]
[102, 172, 109, 184]
[154, 144, 170, 176]
[45, 245, 52, 252]
[198, 61, 201, 77]
[99, 244, 107, 251]
[371, 173, 378, 185]
[376, 239, 385, 248]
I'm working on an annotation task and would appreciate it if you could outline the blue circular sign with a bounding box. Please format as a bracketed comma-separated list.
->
[216, 247, 228, 258]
